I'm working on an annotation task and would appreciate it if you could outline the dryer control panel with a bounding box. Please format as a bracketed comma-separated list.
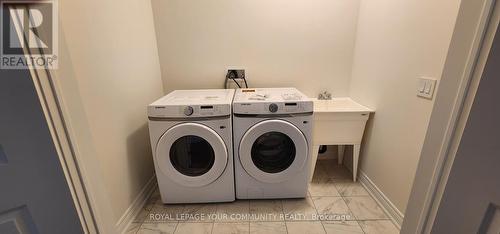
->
[233, 102, 312, 115]
[148, 89, 234, 118]
[233, 88, 313, 115]
[148, 104, 231, 118]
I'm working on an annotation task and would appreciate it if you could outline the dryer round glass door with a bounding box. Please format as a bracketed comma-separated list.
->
[156, 123, 228, 187]
[169, 135, 215, 176]
[251, 132, 296, 173]
[239, 119, 308, 183]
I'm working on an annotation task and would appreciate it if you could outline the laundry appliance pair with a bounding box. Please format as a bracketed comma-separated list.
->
[147, 88, 313, 203]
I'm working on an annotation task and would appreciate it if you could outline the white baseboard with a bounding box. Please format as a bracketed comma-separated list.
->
[115, 175, 157, 234]
[358, 171, 404, 228]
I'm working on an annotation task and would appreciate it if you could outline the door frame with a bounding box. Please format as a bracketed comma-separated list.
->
[8, 6, 98, 234]
[27, 56, 98, 234]
[402, 0, 499, 233]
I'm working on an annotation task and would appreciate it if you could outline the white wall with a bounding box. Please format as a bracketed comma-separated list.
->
[151, 0, 360, 97]
[55, 0, 163, 232]
[349, 0, 460, 213]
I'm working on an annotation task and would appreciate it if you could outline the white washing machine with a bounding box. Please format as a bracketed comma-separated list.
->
[232, 88, 313, 199]
[148, 89, 235, 203]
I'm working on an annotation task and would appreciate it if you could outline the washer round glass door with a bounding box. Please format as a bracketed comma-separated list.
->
[239, 119, 308, 183]
[156, 123, 228, 187]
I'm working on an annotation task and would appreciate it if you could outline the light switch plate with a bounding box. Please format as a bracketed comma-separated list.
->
[417, 77, 437, 99]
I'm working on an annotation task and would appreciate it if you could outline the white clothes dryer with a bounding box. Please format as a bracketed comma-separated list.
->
[232, 88, 313, 199]
[148, 89, 235, 203]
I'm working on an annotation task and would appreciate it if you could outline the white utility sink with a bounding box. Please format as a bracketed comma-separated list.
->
[314, 97, 373, 113]
[311, 97, 374, 181]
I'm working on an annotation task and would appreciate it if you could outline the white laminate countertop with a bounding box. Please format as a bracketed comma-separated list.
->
[311, 97, 374, 113]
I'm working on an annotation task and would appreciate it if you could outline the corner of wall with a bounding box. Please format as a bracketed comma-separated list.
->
[116, 175, 157, 234]
[347, 0, 365, 98]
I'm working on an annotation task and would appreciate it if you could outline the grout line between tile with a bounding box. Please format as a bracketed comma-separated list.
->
[315, 164, 357, 234]
[358, 220, 368, 234]
[172, 222, 179, 234]
[309, 194, 322, 227]
[339, 195, 366, 234]
[319, 218, 328, 234]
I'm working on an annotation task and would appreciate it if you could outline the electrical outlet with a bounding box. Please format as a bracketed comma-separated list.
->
[226, 66, 246, 79]
[225, 66, 247, 89]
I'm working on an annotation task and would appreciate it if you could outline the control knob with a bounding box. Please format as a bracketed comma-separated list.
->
[184, 106, 194, 116]
[269, 103, 278, 113]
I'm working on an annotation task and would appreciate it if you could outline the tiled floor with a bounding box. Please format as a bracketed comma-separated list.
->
[126, 160, 400, 234]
